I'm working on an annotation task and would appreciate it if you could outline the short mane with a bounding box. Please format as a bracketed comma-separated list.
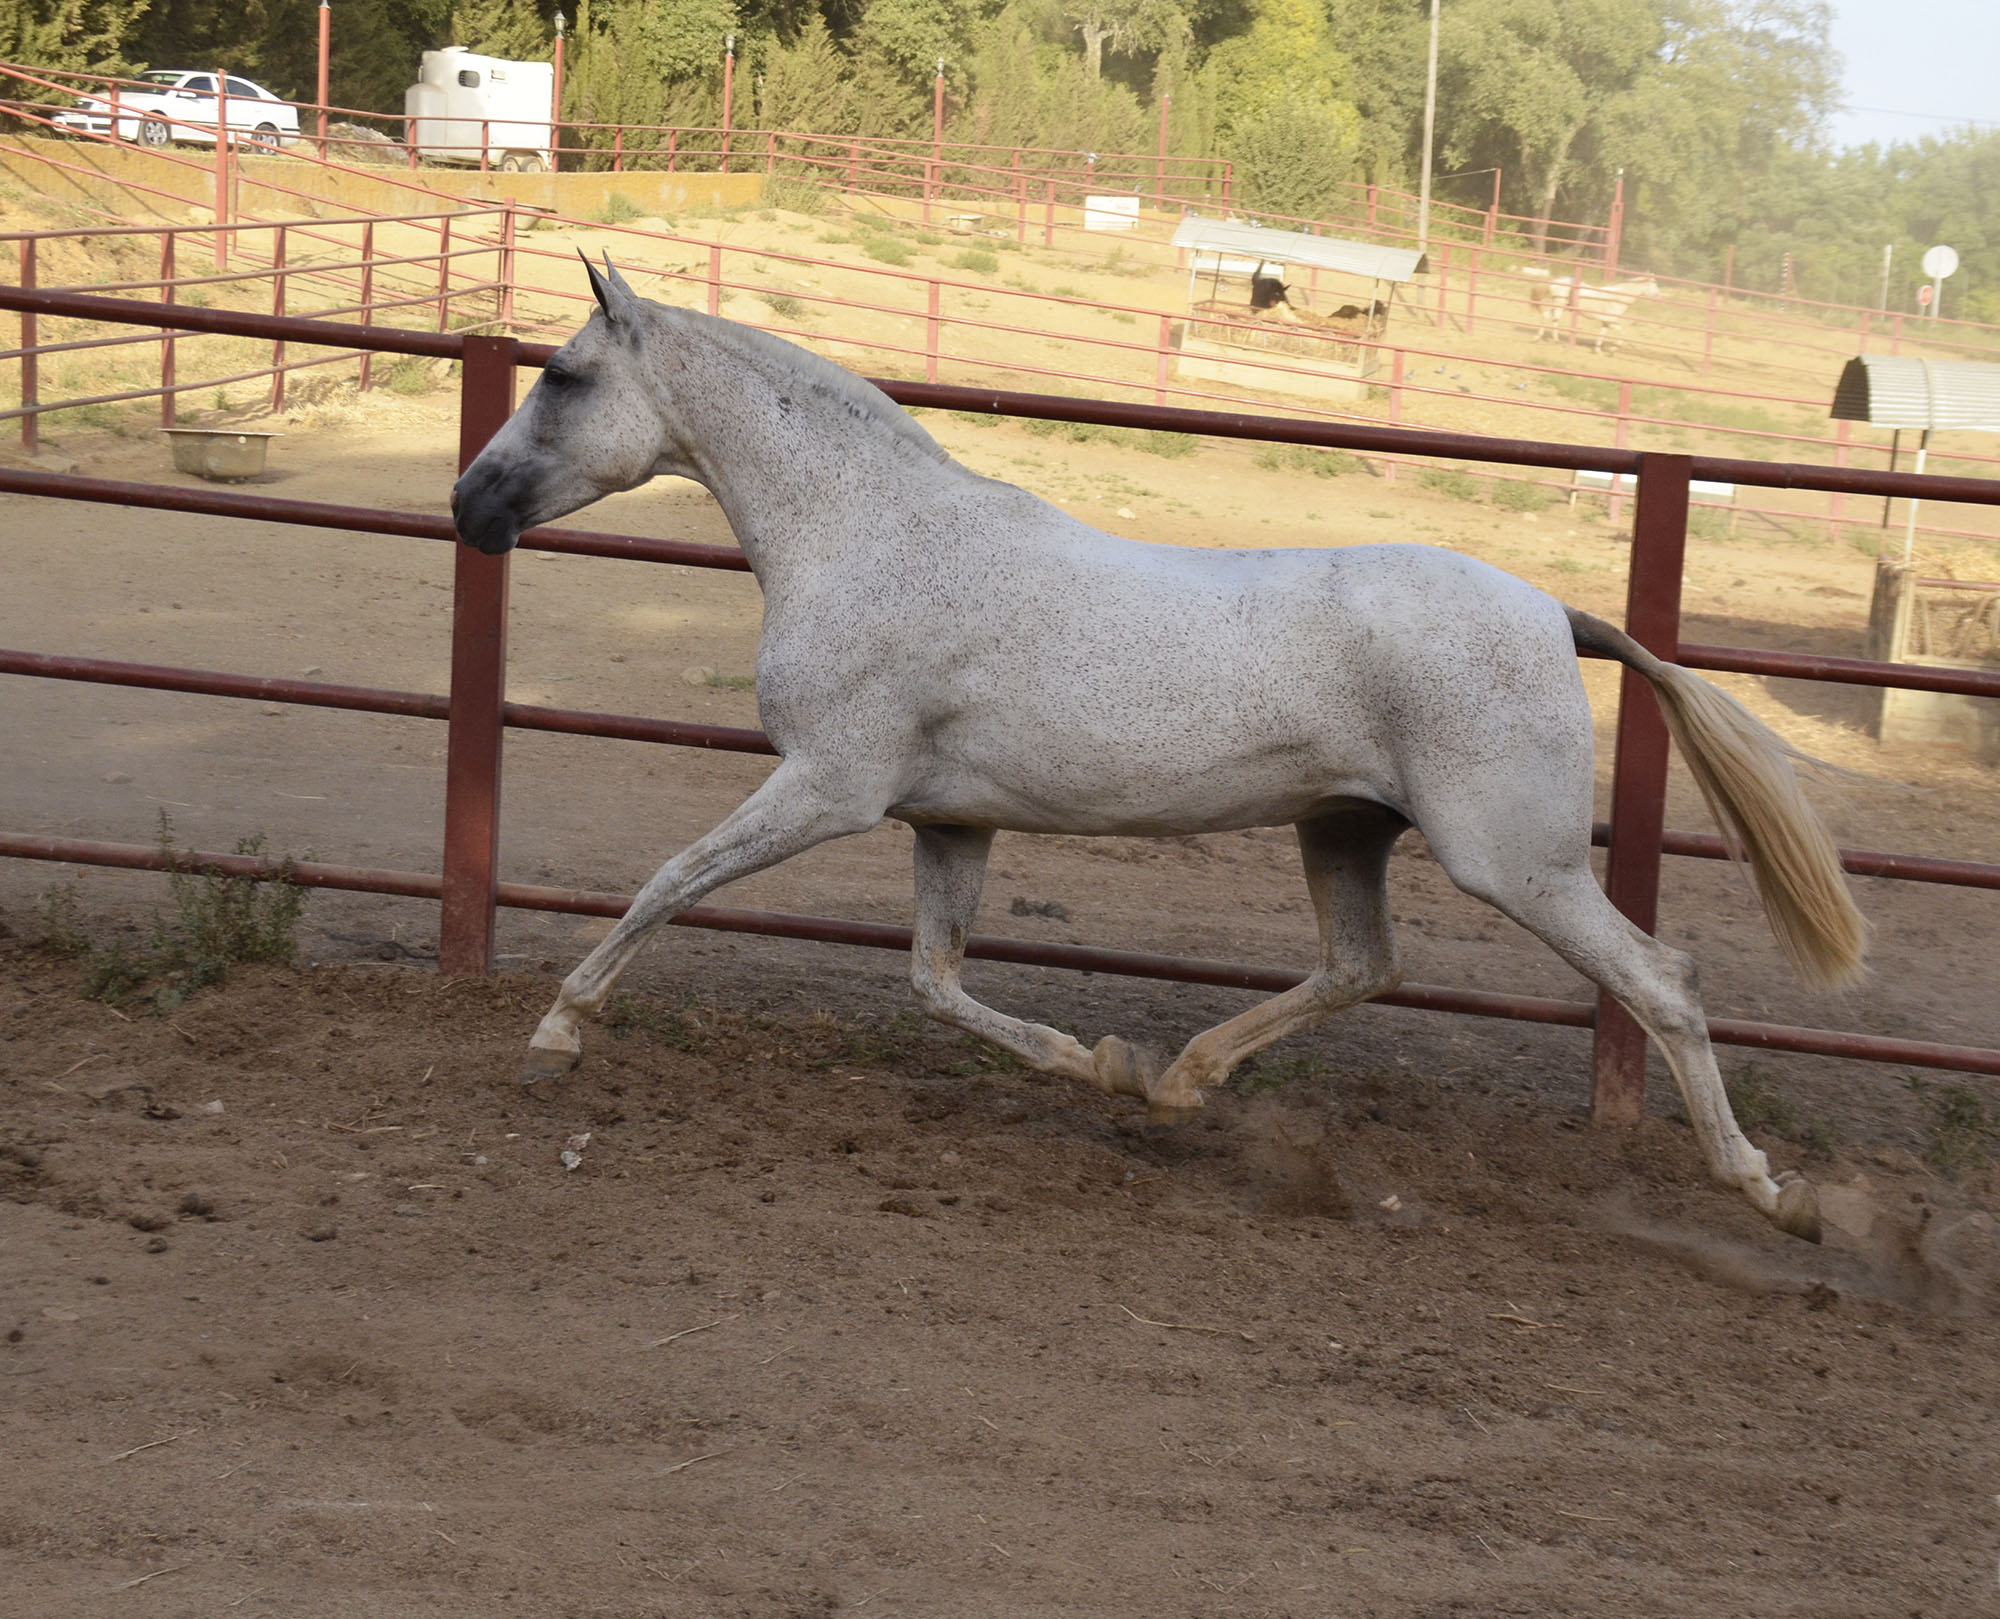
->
[664, 304, 952, 467]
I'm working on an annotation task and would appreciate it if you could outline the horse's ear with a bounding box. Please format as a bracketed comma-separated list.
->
[580, 249, 618, 323]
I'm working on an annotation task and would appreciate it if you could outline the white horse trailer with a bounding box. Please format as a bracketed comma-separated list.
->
[404, 48, 554, 171]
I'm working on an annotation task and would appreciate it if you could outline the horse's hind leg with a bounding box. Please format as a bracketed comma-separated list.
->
[1146, 805, 1406, 1122]
[521, 759, 883, 1082]
[1432, 844, 1821, 1242]
[909, 825, 1150, 1095]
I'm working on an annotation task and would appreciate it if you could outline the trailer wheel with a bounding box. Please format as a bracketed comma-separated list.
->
[506, 152, 544, 174]
[497, 154, 520, 173]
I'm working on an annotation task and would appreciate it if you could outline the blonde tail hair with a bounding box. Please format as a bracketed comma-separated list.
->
[1568, 609, 1867, 991]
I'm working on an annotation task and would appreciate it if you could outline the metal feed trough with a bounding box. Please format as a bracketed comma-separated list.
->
[1168, 218, 1427, 404]
[1832, 354, 2000, 762]
[161, 427, 281, 482]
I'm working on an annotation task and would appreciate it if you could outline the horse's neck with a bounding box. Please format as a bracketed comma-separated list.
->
[678, 352, 954, 579]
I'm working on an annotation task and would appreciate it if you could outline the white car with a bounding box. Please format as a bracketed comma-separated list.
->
[54, 70, 301, 153]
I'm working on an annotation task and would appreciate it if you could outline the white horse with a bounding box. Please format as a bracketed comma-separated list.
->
[452, 259, 1864, 1241]
[1526, 272, 1660, 352]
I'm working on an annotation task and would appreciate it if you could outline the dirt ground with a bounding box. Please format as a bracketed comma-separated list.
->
[3, 317, 2000, 1612]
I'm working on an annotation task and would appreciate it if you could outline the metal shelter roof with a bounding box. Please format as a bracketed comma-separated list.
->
[1830, 355, 2000, 431]
[1169, 218, 1428, 284]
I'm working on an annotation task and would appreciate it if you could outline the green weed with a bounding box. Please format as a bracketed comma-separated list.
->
[763, 293, 809, 321]
[763, 176, 827, 214]
[38, 815, 308, 1015]
[1256, 443, 1363, 478]
[914, 230, 943, 246]
[1493, 477, 1558, 512]
[380, 356, 437, 396]
[1906, 1076, 1994, 1177]
[1726, 1064, 1797, 1136]
[1417, 465, 1482, 502]
[864, 238, 913, 267]
[595, 191, 643, 225]
[1139, 430, 1198, 459]
[950, 248, 999, 275]
[1233, 1053, 1326, 1098]
[703, 670, 756, 691]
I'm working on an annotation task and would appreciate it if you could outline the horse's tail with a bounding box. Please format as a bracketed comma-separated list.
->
[1566, 608, 1866, 990]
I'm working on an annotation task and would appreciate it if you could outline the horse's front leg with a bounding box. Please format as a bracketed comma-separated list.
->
[519, 758, 885, 1083]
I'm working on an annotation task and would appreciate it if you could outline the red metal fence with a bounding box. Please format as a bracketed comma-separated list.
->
[0, 285, 1997, 1122]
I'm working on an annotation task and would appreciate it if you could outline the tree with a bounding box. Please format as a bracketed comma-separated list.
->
[758, 11, 853, 131]
[1438, 0, 1660, 243]
[0, 0, 149, 76]
[1063, 0, 1186, 81]
[452, 0, 549, 57]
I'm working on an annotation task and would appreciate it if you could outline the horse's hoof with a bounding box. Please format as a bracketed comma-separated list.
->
[1773, 1176, 1823, 1244]
[518, 1046, 580, 1086]
[1090, 1036, 1158, 1101]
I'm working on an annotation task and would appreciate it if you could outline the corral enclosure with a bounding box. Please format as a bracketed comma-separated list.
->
[3, 119, 2000, 1615]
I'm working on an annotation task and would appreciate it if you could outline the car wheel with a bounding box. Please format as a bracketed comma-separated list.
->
[139, 115, 170, 148]
[247, 122, 280, 155]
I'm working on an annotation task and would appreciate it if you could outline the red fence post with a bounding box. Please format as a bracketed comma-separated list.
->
[1830, 418, 1850, 536]
[1591, 452, 1690, 1124]
[1465, 247, 1479, 336]
[159, 232, 176, 428]
[1043, 178, 1055, 247]
[1154, 314, 1172, 404]
[707, 244, 722, 316]
[269, 224, 287, 412]
[925, 280, 940, 382]
[439, 335, 518, 976]
[1701, 285, 1717, 376]
[18, 239, 36, 455]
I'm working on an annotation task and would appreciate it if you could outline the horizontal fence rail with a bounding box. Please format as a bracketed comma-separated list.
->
[0, 289, 1997, 1119]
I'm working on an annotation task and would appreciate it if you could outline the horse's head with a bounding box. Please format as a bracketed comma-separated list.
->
[452, 256, 686, 555]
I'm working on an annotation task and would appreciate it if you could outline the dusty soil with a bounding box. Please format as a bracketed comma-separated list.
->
[3, 231, 2000, 1613]
[4, 946, 1998, 1617]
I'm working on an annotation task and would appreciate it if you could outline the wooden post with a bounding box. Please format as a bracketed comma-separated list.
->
[1591, 453, 1691, 1124]
[1830, 418, 1850, 536]
[1383, 349, 1402, 483]
[159, 232, 176, 427]
[435, 214, 453, 331]
[269, 224, 288, 412]
[358, 220, 375, 391]
[213, 80, 230, 271]
[19, 238, 36, 454]
[499, 206, 516, 328]
[439, 336, 518, 976]
[1608, 380, 1632, 523]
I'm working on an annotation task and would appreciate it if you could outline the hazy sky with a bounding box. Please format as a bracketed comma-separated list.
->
[1827, 0, 1999, 149]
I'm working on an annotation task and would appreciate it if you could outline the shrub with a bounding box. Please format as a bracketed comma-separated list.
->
[763, 293, 809, 321]
[1139, 430, 1198, 458]
[595, 192, 643, 225]
[864, 237, 913, 267]
[951, 248, 999, 275]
